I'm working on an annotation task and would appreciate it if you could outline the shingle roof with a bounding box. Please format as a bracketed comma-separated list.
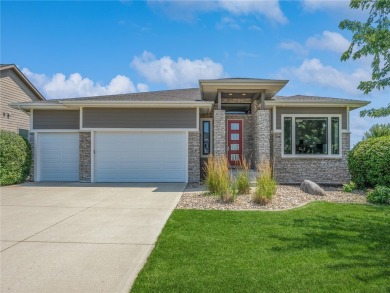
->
[272, 95, 367, 104]
[32, 88, 202, 103]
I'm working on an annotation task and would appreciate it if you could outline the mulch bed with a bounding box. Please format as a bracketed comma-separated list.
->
[177, 183, 367, 211]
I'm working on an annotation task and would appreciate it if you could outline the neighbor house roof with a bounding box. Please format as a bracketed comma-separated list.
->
[0, 64, 46, 100]
[267, 95, 370, 109]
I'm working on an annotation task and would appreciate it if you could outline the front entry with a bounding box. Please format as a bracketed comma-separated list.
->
[227, 120, 243, 165]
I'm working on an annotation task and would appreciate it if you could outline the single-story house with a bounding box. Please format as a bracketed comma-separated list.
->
[12, 78, 369, 184]
[1, 64, 45, 138]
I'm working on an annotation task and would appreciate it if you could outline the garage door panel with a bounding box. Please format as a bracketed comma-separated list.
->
[95, 132, 186, 182]
[39, 133, 79, 182]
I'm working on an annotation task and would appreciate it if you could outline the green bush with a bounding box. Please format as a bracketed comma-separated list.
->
[367, 186, 390, 204]
[253, 161, 277, 205]
[0, 130, 32, 186]
[343, 181, 357, 193]
[348, 136, 390, 188]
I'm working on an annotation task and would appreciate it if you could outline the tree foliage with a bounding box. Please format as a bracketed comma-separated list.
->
[339, 0, 390, 95]
[360, 103, 390, 117]
[363, 123, 390, 139]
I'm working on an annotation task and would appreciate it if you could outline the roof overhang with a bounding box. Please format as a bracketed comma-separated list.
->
[266, 100, 370, 110]
[10, 100, 215, 111]
[199, 78, 289, 101]
[1, 65, 46, 100]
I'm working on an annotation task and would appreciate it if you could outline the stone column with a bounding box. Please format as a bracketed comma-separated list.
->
[188, 131, 200, 182]
[28, 132, 35, 181]
[213, 110, 226, 156]
[79, 131, 91, 183]
[254, 110, 271, 165]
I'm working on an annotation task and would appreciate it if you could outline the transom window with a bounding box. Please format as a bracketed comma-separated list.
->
[282, 115, 341, 157]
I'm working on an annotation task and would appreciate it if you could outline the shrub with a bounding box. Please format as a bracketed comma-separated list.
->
[348, 136, 390, 188]
[235, 159, 251, 195]
[343, 181, 357, 193]
[253, 161, 277, 205]
[367, 186, 390, 204]
[0, 130, 32, 186]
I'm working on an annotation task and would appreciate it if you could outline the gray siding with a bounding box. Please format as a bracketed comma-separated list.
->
[33, 110, 80, 129]
[276, 107, 348, 129]
[0, 68, 41, 133]
[83, 108, 196, 128]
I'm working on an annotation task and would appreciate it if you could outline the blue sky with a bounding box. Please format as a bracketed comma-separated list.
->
[1, 0, 389, 146]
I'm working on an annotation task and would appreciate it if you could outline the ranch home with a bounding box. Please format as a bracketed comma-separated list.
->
[12, 78, 369, 184]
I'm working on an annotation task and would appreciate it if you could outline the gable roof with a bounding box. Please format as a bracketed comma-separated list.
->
[0, 64, 45, 100]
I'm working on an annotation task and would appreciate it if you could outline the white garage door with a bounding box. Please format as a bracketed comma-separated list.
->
[39, 133, 79, 181]
[95, 132, 187, 182]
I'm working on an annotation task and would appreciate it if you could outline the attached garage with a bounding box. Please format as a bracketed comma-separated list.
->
[38, 132, 79, 181]
[94, 131, 187, 182]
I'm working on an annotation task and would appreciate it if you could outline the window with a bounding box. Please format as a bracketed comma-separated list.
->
[201, 119, 213, 157]
[282, 115, 341, 157]
[18, 129, 29, 140]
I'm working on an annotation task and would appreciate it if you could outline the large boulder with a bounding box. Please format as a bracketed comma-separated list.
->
[300, 179, 326, 196]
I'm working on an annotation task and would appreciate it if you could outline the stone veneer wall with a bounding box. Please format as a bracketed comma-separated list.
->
[273, 132, 350, 184]
[79, 132, 91, 183]
[28, 132, 35, 181]
[254, 110, 271, 165]
[213, 110, 226, 156]
[188, 131, 200, 182]
[225, 114, 254, 166]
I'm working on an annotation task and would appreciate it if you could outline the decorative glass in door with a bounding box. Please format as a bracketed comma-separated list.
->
[227, 120, 243, 165]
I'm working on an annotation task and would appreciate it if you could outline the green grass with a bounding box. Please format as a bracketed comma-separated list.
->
[131, 202, 390, 293]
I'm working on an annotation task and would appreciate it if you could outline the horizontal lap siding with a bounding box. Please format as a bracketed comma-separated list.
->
[0, 69, 40, 133]
[33, 110, 80, 129]
[83, 108, 196, 128]
[276, 107, 347, 129]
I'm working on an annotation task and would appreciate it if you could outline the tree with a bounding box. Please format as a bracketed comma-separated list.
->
[362, 123, 390, 139]
[339, 0, 390, 117]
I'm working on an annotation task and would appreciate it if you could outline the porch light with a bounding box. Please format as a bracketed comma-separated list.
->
[228, 93, 233, 95]
[242, 93, 246, 96]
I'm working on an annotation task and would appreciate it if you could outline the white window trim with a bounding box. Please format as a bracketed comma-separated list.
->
[281, 114, 342, 159]
[200, 118, 213, 158]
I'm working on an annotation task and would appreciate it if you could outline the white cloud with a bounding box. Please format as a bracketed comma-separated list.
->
[137, 83, 149, 92]
[279, 31, 350, 55]
[248, 25, 262, 32]
[306, 30, 350, 54]
[22, 68, 142, 99]
[216, 17, 240, 30]
[301, 0, 349, 12]
[131, 51, 226, 88]
[218, 0, 287, 24]
[148, 0, 287, 24]
[279, 41, 308, 55]
[280, 58, 371, 95]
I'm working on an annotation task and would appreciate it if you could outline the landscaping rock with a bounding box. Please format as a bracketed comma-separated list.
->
[300, 180, 326, 196]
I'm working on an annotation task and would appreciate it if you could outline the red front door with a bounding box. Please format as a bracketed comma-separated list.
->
[227, 120, 243, 165]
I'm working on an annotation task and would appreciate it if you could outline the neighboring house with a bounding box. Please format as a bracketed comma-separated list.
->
[0, 64, 45, 138]
[12, 78, 369, 184]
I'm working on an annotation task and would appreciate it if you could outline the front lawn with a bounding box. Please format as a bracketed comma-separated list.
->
[131, 202, 390, 292]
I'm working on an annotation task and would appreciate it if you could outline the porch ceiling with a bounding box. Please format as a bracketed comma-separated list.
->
[199, 78, 289, 102]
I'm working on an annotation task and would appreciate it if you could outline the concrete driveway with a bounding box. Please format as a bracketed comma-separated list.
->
[0, 182, 185, 293]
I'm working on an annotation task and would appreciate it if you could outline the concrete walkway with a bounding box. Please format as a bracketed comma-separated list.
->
[0, 182, 185, 293]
